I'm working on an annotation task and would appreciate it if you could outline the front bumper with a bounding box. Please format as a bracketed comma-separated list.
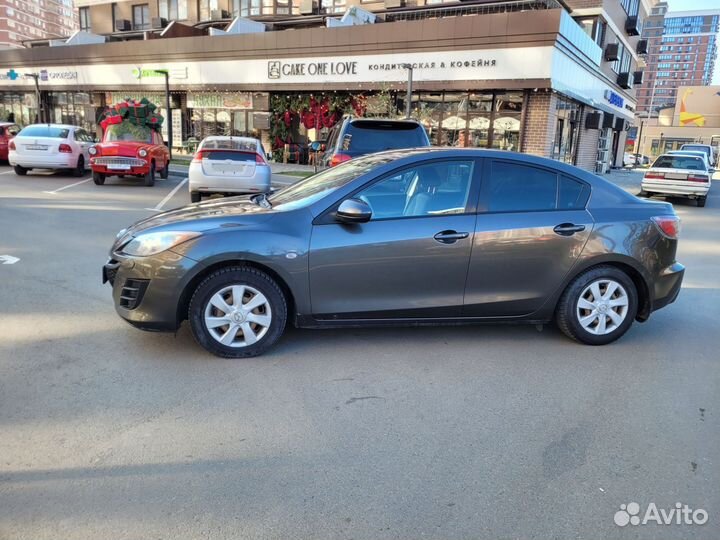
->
[103, 249, 197, 331]
[651, 262, 685, 312]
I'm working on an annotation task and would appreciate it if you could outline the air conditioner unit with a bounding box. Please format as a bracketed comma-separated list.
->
[617, 72, 633, 89]
[115, 19, 131, 31]
[625, 16, 640, 36]
[585, 111, 602, 129]
[605, 43, 620, 62]
[210, 9, 230, 20]
[598, 150, 609, 162]
[599, 138, 612, 151]
[633, 70, 644, 85]
[385, 0, 405, 7]
[596, 161, 609, 174]
[636, 39, 648, 55]
[614, 117, 627, 131]
[151, 17, 168, 28]
[299, 0, 317, 14]
[602, 112, 615, 129]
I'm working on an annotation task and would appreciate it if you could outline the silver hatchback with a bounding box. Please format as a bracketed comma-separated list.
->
[188, 136, 271, 202]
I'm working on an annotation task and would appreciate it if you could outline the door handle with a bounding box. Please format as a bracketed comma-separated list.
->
[553, 223, 586, 236]
[433, 230, 469, 244]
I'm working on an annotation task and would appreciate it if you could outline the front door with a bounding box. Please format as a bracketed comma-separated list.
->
[309, 159, 480, 319]
[463, 159, 593, 317]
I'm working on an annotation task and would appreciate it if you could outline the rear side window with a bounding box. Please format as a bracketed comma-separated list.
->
[652, 155, 706, 170]
[559, 175, 590, 209]
[19, 125, 70, 138]
[344, 122, 429, 153]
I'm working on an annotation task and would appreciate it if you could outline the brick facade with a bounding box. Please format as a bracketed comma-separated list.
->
[521, 91, 557, 159]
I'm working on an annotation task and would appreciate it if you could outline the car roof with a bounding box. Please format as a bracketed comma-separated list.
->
[201, 136, 258, 142]
[346, 117, 424, 126]
[20, 123, 77, 130]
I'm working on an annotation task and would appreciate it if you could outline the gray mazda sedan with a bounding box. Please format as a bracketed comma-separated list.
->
[104, 149, 684, 358]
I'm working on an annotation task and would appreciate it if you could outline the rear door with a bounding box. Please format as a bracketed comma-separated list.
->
[463, 159, 593, 317]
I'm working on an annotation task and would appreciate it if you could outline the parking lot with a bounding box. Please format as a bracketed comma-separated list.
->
[1, 164, 718, 539]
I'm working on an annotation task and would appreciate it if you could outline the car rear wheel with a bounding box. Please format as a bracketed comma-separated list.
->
[556, 266, 638, 345]
[14, 165, 27, 176]
[190, 191, 201, 203]
[144, 162, 156, 187]
[73, 155, 85, 177]
[93, 171, 105, 185]
[697, 196, 707, 208]
[188, 266, 287, 358]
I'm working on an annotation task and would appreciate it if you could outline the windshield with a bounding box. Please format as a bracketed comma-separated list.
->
[268, 153, 400, 211]
[652, 155, 707, 170]
[104, 122, 153, 143]
[19, 125, 70, 138]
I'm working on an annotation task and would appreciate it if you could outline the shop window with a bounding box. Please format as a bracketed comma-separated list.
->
[132, 4, 150, 30]
[79, 7, 90, 31]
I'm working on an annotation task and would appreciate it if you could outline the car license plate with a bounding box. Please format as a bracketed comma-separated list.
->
[26, 145, 48, 151]
[108, 164, 131, 170]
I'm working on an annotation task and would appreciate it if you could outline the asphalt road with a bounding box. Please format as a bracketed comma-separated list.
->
[0, 165, 718, 540]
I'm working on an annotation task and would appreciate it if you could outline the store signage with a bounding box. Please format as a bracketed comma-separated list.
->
[132, 67, 188, 80]
[187, 92, 253, 109]
[39, 69, 78, 81]
[604, 90, 624, 108]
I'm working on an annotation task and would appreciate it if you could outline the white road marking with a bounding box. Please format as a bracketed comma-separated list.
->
[0, 169, 16, 175]
[43, 177, 92, 194]
[0, 255, 20, 265]
[147, 177, 188, 212]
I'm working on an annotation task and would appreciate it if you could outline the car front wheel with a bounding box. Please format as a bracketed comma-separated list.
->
[556, 266, 638, 345]
[188, 266, 287, 358]
[144, 162, 156, 187]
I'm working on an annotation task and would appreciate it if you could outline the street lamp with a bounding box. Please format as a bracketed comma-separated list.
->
[400, 63, 413, 119]
[155, 69, 173, 159]
[23, 73, 42, 123]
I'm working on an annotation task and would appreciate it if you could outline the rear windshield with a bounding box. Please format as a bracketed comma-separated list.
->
[343, 122, 429, 153]
[201, 151, 255, 162]
[19, 125, 70, 139]
[681, 145, 710, 156]
[200, 138, 257, 152]
[652, 155, 707, 170]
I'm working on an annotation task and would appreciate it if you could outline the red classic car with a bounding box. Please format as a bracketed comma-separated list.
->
[89, 122, 170, 186]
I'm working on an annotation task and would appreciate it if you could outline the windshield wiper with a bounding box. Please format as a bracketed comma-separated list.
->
[252, 192, 273, 209]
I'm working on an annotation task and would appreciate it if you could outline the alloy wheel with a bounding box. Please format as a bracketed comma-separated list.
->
[203, 284, 272, 347]
[575, 279, 629, 336]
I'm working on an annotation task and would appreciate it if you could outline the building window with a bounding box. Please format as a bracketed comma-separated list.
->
[198, 0, 218, 20]
[620, 0, 639, 17]
[159, 0, 188, 19]
[233, 0, 261, 16]
[321, 0, 346, 14]
[612, 42, 631, 74]
[577, 16, 606, 47]
[79, 7, 90, 31]
[132, 4, 150, 29]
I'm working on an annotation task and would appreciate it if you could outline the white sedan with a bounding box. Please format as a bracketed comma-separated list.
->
[9, 124, 93, 177]
[189, 136, 271, 203]
[641, 153, 711, 207]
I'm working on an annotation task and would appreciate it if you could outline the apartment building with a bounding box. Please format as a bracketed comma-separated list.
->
[1, 0, 647, 172]
[637, 1, 720, 117]
[0, 0, 77, 49]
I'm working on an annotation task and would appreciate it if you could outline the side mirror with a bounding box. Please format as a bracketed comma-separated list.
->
[336, 198, 372, 223]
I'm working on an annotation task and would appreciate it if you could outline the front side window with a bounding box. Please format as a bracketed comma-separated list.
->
[354, 160, 474, 220]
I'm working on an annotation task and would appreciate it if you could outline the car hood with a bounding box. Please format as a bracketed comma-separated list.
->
[114, 196, 274, 248]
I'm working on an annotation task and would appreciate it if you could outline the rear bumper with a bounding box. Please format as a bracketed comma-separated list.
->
[642, 180, 709, 197]
[188, 165, 271, 193]
[651, 262, 685, 312]
[9, 151, 76, 169]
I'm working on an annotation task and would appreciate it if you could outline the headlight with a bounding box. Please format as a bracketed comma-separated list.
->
[121, 231, 200, 257]
[88, 146, 98, 155]
[138, 148, 148, 157]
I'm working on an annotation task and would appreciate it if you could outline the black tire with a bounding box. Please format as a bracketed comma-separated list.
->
[637, 190, 648, 198]
[73, 155, 85, 177]
[697, 196, 707, 208]
[190, 191, 201, 203]
[555, 265, 638, 345]
[188, 266, 287, 358]
[160, 161, 169, 179]
[92, 171, 105, 185]
[144, 162, 156, 187]
[14, 165, 27, 176]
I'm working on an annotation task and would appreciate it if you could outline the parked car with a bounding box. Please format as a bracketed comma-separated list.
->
[189, 136, 271, 203]
[89, 122, 170, 186]
[680, 143, 717, 168]
[0, 122, 20, 162]
[666, 150, 711, 170]
[641, 153, 711, 207]
[8, 124, 93, 177]
[104, 149, 684, 358]
[623, 152, 649, 167]
[322, 117, 431, 167]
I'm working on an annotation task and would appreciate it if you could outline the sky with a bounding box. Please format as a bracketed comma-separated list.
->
[665, 0, 720, 84]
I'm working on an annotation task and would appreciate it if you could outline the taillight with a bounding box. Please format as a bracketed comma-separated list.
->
[9, 140, 15, 151]
[255, 153, 267, 165]
[329, 153, 351, 167]
[651, 216, 681, 239]
[644, 172, 665, 180]
[58, 143, 72, 153]
[192, 150, 207, 163]
[687, 174, 709, 183]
